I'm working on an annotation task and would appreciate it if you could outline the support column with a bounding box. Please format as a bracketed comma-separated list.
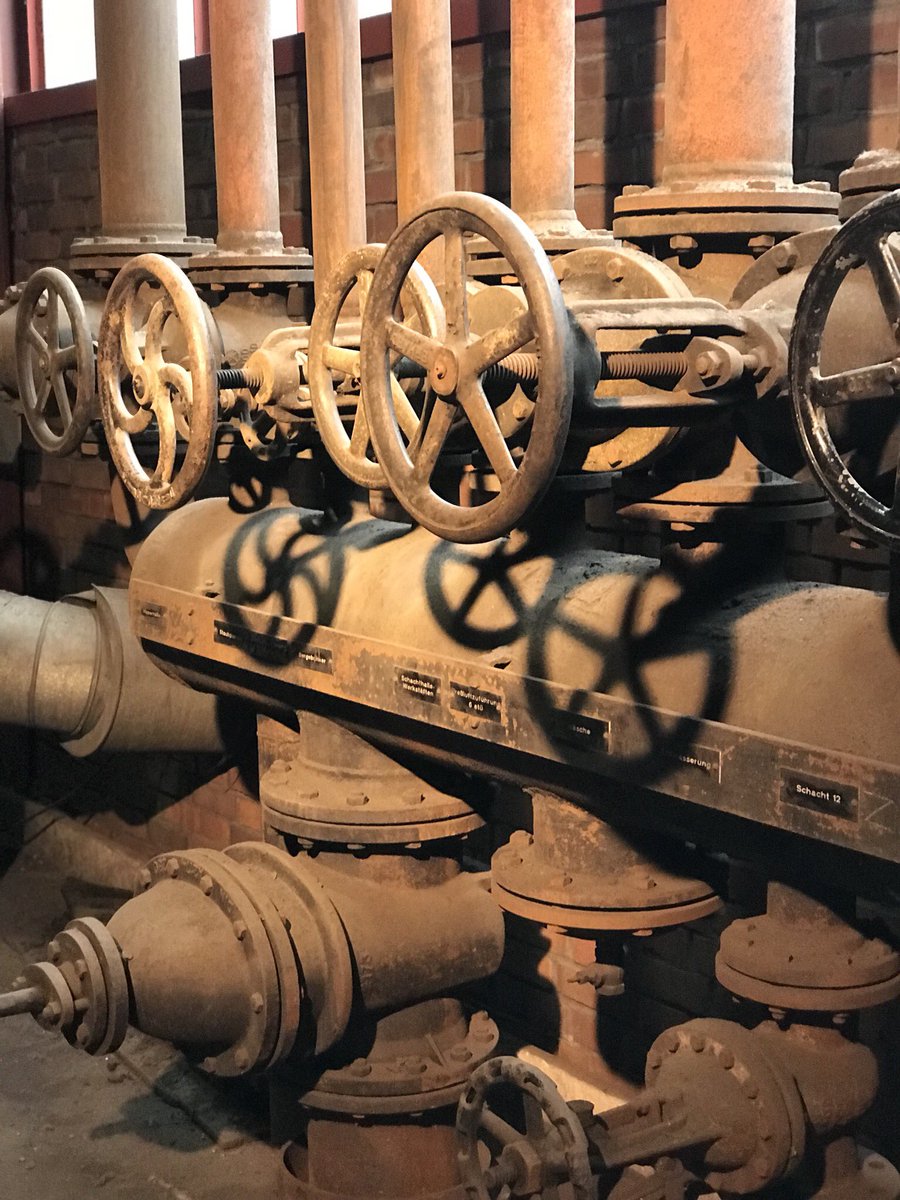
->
[208, 0, 283, 254]
[661, 0, 795, 187]
[92, 0, 187, 243]
[392, 0, 455, 278]
[509, 0, 582, 237]
[304, 0, 368, 295]
[393, 0, 455, 220]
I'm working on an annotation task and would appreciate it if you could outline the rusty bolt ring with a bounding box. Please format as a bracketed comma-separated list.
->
[15, 266, 96, 457]
[790, 188, 900, 548]
[260, 799, 484, 847]
[98, 253, 218, 511]
[361, 192, 574, 544]
[646, 1019, 805, 1194]
[456, 1055, 593, 1200]
[226, 842, 353, 1058]
[21, 961, 75, 1034]
[67, 917, 130, 1055]
[54, 927, 110, 1055]
[188, 849, 291, 1072]
[312, 1013, 499, 1100]
[209, 848, 303, 1069]
[308, 242, 445, 490]
[145, 850, 279, 1076]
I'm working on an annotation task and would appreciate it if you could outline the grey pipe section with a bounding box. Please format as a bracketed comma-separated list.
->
[0, 587, 224, 756]
[93, 0, 187, 241]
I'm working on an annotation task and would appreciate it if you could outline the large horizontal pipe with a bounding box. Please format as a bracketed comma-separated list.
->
[130, 501, 900, 783]
[0, 587, 226, 755]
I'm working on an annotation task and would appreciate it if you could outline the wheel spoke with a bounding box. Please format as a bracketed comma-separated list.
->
[26, 324, 48, 356]
[151, 390, 177, 486]
[121, 291, 145, 374]
[467, 310, 535, 376]
[389, 374, 422, 440]
[45, 292, 60, 354]
[54, 343, 79, 371]
[51, 373, 73, 426]
[457, 378, 517, 483]
[411, 396, 455, 481]
[523, 1094, 545, 1140]
[385, 318, 442, 370]
[323, 343, 361, 377]
[868, 235, 900, 336]
[349, 403, 371, 455]
[443, 225, 470, 340]
[144, 297, 171, 364]
[35, 377, 52, 415]
[811, 362, 900, 407]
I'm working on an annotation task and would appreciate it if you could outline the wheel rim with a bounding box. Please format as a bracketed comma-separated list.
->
[15, 267, 95, 456]
[97, 253, 217, 510]
[361, 193, 574, 543]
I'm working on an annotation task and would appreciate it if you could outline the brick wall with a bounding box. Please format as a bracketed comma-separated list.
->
[2, 0, 899, 1158]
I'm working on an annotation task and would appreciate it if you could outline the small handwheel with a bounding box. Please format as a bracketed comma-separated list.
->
[98, 253, 217, 510]
[456, 1056, 594, 1200]
[308, 242, 444, 489]
[791, 188, 900, 547]
[15, 267, 95, 455]
[361, 193, 574, 543]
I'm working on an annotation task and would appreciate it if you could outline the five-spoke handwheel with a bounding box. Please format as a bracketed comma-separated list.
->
[790, 188, 900, 548]
[15, 267, 95, 456]
[308, 242, 445, 490]
[360, 193, 574, 543]
[98, 253, 218, 510]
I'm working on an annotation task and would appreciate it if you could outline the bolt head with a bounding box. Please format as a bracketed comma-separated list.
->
[233, 921, 248, 941]
[200, 875, 213, 896]
[47, 940, 61, 962]
[234, 1050, 250, 1071]
[250, 993, 263, 1014]
[139, 870, 152, 890]
[166, 858, 179, 878]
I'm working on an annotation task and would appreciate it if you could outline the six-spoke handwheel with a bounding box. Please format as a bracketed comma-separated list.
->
[360, 192, 574, 543]
[309, 242, 445, 489]
[98, 253, 218, 509]
[456, 1056, 594, 1200]
[15, 267, 95, 456]
[790, 188, 900, 548]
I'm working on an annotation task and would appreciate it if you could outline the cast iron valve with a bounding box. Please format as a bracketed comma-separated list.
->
[790, 187, 900, 549]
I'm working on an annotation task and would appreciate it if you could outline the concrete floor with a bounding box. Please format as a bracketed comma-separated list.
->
[0, 854, 282, 1200]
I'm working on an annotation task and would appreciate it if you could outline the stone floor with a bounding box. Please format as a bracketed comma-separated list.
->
[0, 853, 282, 1200]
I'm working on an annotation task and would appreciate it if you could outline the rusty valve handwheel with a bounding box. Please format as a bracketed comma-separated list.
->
[98, 253, 217, 510]
[308, 242, 444, 490]
[456, 1056, 594, 1200]
[791, 188, 900, 548]
[360, 193, 574, 543]
[15, 266, 95, 455]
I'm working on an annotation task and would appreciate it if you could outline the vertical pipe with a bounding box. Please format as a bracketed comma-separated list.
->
[661, 0, 796, 186]
[304, 0, 368, 294]
[93, 0, 187, 241]
[208, 0, 284, 254]
[509, 0, 583, 236]
[392, 0, 455, 221]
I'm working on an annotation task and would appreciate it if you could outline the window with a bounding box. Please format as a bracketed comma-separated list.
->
[42, 0, 95, 89]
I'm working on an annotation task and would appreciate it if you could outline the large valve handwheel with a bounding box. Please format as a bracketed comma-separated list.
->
[308, 242, 444, 489]
[791, 189, 900, 548]
[360, 193, 574, 543]
[98, 253, 217, 510]
[15, 266, 95, 456]
[456, 1056, 593, 1200]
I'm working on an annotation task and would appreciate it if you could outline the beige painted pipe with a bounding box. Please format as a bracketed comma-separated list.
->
[209, 0, 284, 253]
[510, 0, 583, 236]
[392, 0, 455, 219]
[305, 0, 368, 295]
[662, 0, 796, 185]
[93, 0, 186, 241]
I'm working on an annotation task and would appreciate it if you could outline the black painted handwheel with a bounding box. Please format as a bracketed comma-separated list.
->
[456, 1056, 594, 1200]
[360, 193, 574, 543]
[791, 189, 900, 547]
[98, 253, 217, 510]
[15, 267, 95, 456]
[309, 242, 444, 489]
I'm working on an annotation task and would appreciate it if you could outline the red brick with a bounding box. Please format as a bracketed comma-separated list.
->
[453, 41, 484, 80]
[454, 117, 485, 155]
[365, 167, 397, 205]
